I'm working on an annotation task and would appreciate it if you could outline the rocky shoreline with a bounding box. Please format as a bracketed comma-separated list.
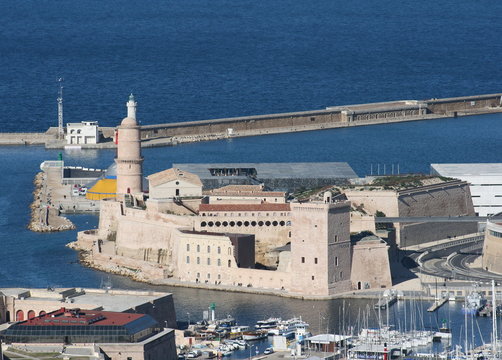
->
[28, 172, 75, 232]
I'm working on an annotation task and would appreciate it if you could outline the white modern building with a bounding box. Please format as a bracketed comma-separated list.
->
[431, 163, 502, 216]
[66, 121, 100, 144]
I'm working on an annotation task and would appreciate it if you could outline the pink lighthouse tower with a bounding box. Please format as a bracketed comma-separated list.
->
[116, 94, 143, 199]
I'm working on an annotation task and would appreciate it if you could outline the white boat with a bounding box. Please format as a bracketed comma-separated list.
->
[242, 330, 268, 341]
[255, 317, 281, 329]
[294, 320, 311, 341]
[269, 317, 308, 339]
[230, 325, 250, 334]
[462, 291, 486, 315]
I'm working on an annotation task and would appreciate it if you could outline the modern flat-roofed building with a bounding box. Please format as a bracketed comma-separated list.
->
[172, 162, 357, 191]
[0, 307, 176, 360]
[431, 163, 502, 216]
[0, 288, 176, 329]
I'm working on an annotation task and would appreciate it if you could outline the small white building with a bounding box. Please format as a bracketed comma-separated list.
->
[66, 121, 100, 144]
[431, 163, 502, 216]
[148, 168, 203, 199]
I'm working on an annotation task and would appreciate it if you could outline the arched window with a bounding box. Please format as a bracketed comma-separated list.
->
[197, 244, 200, 252]
[16, 310, 24, 321]
[207, 245, 211, 253]
[27, 310, 35, 319]
[228, 247, 232, 255]
[197, 257, 200, 264]
[207, 258, 211, 265]
[228, 260, 231, 267]
[186, 244, 190, 251]
[217, 259, 221, 266]
[217, 246, 221, 254]
[186, 256, 190, 264]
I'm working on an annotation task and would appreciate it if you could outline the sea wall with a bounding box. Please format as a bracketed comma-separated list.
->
[139, 93, 502, 145]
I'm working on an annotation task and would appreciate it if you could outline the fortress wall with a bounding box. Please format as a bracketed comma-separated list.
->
[482, 221, 502, 274]
[396, 181, 477, 246]
[350, 213, 376, 234]
[351, 242, 392, 289]
[195, 214, 291, 266]
[97, 200, 123, 240]
[175, 231, 291, 290]
[397, 181, 475, 217]
[344, 190, 399, 217]
[399, 222, 478, 247]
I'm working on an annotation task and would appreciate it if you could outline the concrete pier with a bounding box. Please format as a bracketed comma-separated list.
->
[2, 93, 501, 149]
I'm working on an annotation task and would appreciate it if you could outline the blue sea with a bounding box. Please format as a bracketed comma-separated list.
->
[1, 0, 502, 350]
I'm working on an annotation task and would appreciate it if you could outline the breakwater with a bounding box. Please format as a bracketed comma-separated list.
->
[141, 93, 502, 146]
[2, 93, 501, 148]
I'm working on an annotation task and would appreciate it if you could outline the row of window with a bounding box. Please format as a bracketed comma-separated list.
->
[300, 256, 339, 266]
[187, 256, 232, 267]
[186, 244, 233, 255]
[489, 230, 502, 238]
[201, 220, 289, 228]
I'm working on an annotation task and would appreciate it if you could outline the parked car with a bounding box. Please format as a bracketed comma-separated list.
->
[264, 348, 274, 355]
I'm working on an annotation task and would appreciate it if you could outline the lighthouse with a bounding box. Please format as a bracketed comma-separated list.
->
[115, 94, 143, 200]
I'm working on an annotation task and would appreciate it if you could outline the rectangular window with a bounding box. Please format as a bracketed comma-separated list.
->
[197, 257, 200, 264]
[186, 244, 190, 251]
[314, 257, 318, 264]
[207, 258, 211, 265]
[335, 257, 339, 266]
[301, 257, 305, 263]
[186, 256, 190, 264]
[312, 276, 315, 280]
[334, 235, 338, 242]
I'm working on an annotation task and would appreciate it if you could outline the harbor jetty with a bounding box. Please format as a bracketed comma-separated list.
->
[28, 172, 75, 232]
[1, 93, 501, 149]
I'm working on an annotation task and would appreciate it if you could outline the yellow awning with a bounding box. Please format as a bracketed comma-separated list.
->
[86, 179, 117, 200]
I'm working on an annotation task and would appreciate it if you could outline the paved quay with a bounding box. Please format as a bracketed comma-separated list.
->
[28, 165, 99, 233]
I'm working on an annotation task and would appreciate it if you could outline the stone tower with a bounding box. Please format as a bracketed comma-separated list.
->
[289, 197, 352, 296]
[116, 94, 143, 199]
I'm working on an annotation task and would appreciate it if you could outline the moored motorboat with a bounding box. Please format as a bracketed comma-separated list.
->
[242, 330, 268, 341]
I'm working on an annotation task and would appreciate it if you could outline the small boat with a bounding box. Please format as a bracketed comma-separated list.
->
[255, 317, 281, 329]
[462, 291, 486, 315]
[242, 330, 268, 341]
[235, 340, 248, 349]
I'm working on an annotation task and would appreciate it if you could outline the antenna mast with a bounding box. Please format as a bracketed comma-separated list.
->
[57, 78, 64, 140]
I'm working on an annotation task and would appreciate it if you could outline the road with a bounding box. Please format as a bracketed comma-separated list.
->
[405, 237, 502, 283]
[376, 216, 499, 223]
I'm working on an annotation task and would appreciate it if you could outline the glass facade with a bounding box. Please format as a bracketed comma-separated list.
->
[1, 315, 159, 344]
